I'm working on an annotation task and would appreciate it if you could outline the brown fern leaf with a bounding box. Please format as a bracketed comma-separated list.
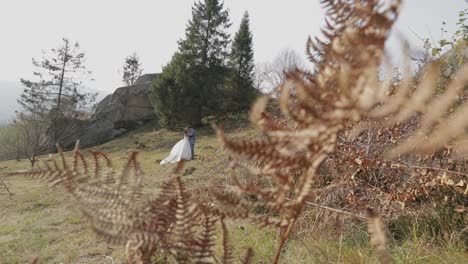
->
[193, 212, 217, 262]
[12, 145, 223, 263]
[213, 1, 403, 263]
[220, 219, 235, 264]
[240, 248, 254, 264]
[343, 54, 468, 159]
[379, 65, 468, 157]
[7, 145, 74, 187]
[29, 256, 41, 264]
[170, 174, 212, 262]
[210, 186, 291, 229]
[214, 125, 309, 171]
[366, 208, 392, 264]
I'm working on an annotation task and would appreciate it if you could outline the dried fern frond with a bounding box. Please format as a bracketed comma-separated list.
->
[379, 65, 468, 157]
[11, 145, 225, 264]
[14, 1, 468, 263]
[213, 1, 403, 263]
[30, 256, 41, 264]
[366, 208, 392, 264]
[240, 248, 254, 264]
[220, 219, 235, 264]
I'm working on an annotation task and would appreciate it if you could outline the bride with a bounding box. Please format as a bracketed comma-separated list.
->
[160, 128, 192, 164]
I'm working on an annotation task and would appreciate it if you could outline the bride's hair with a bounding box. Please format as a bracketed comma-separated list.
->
[183, 127, 189, 135]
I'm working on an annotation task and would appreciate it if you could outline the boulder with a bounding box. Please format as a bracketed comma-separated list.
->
[134, 73, 159, 85]
[92, 84, 156, 128]
[65, 74, 159, 148]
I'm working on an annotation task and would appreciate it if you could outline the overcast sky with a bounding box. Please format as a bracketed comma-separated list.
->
[0, 0, 466, 94]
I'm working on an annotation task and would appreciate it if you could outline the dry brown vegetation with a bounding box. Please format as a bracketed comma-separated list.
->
[6, 0, 468, 263]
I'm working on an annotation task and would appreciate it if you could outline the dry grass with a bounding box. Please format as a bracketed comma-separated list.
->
[0, 124, 467, 263]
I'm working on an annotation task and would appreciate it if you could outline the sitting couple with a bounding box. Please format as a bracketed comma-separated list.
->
[160, 127, 195, 165]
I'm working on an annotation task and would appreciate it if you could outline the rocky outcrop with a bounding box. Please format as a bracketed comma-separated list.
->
[65, 74, 158, 148]
[92, 83, 156, 128]
[134, 73, 158, 85]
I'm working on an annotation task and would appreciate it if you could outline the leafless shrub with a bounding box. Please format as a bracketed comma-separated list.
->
[13, 112, 49, 167]
[254, 48, 305, 95]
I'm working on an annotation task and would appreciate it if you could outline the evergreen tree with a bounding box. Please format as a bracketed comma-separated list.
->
[19, 38, 94, 146]
[150, 0, 232, 127]
[122, 52, 143, 86]
[150, 53, 193, 128]
[227, 11, 257, 111]
[179, 0, 231, 68]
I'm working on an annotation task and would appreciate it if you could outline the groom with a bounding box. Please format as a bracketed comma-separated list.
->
[187, 127, 196, 160]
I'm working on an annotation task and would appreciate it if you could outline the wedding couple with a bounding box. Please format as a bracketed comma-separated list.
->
[160, 127, 196, 165]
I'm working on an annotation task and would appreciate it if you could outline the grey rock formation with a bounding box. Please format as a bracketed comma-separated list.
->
[65, 74, 158, 148]
[134, 73, 158, 85]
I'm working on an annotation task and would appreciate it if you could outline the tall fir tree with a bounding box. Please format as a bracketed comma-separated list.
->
[227, 11, 257, 111]
[19, 38, 94, 146]
[179, 0, 231, 68]
[150, 53, 194, 128]
[151, 0, 232, 126]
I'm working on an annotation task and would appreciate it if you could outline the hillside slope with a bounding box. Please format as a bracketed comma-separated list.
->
[0, 125, 254, 263]
[0, 124, 467, 263]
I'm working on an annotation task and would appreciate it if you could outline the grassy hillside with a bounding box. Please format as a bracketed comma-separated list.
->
[1, 124, 467, 263]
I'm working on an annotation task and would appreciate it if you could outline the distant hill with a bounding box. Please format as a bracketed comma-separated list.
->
[0, 81, 110, 126]
[0, 80, 22, 125]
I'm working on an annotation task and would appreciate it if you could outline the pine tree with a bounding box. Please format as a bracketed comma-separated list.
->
[182, 0, 231, 124]
[19, 38, 94, 146]
[179, 0, 231, 68]
[122, 52, 143, 86]
[227, 11, 257, 111]
[150, 53, 189, 128]
[151, 0, 232, 126]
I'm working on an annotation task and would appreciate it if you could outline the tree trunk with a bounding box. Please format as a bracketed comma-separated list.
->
[54, 40, 69, 147]
[57, 41, 69, 112]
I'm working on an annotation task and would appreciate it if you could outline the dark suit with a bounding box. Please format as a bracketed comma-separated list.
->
[187, 129, 195, 159]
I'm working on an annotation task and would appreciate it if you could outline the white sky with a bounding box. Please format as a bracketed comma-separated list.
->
[0, 0, 466, 95]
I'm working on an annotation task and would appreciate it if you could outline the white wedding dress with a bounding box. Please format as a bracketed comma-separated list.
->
[160, 135, 192, 164]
